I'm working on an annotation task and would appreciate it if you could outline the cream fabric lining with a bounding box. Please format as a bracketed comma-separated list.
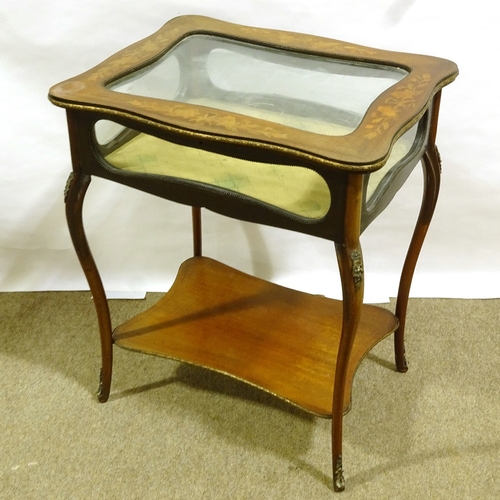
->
[105, 134, 331, 219]
[102, 105, 414, 219]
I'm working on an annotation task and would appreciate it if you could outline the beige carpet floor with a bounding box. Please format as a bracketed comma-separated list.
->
[1, 291, 499, 499]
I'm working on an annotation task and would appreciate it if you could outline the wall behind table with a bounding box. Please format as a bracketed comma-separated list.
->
[1, 0, 498, 301]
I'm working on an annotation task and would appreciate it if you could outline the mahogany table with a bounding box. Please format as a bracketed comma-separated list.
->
[49, 16, 458, 491]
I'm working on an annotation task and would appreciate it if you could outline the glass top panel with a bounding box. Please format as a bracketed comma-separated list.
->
[108, 34, 408, 136]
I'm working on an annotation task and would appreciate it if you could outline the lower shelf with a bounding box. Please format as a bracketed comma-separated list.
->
[113, 257, 398, 417]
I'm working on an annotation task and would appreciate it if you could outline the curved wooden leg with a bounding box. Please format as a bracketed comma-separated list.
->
[332, 242, 364, 492]
[394, 145, 441, 372]
[65, 172, 113, 402]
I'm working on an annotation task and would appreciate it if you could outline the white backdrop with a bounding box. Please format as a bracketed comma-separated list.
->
[1, 0, 499, 301]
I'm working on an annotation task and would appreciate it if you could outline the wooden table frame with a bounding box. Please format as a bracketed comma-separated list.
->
[51, 16, 458, 492]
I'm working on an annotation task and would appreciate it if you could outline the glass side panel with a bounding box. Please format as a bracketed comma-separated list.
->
[108, 34, 408, 136]
[365, 122, 419, 203]
[93, 120, 332, 220]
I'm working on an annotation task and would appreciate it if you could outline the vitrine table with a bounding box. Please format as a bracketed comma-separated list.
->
[49, 16, 458, 492]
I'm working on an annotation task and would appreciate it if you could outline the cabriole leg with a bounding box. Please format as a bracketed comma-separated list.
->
[394, 144, 441, 372]
[332, 242, 364, 492]
[65, 172, 113, 402]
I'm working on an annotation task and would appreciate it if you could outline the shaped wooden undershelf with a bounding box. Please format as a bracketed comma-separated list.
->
[113, 257, 398, 417]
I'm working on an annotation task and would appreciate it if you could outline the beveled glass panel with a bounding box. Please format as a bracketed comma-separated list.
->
[93, 120, 332, 220]
[108, 34, 408, 136]
[365, 122, 419, 203]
